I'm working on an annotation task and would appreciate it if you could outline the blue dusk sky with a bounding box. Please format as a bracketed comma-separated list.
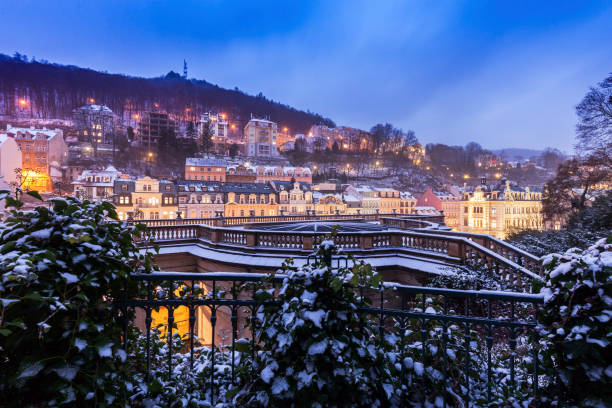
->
[1, 0, 611, 152]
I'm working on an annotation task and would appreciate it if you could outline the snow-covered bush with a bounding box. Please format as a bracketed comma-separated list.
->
[237, 241, 394, 407]
[128, 327, 240, 407]
[506, 229, 602, 258]
[428, 265, 518, 292]
[537, 237, 612, 407]
[0, 193, 155, 407]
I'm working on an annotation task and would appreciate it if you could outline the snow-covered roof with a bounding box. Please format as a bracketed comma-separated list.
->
[186, 157, 228, 167]
[246, 117, 277, 126]
[72, 166, 122, 187]
[4, 125, 62, 141]
[343, 193, 361, 203]
[74, 104, 114, 114]
[0, 134, 10, 147]
[400, 191, 416, 200]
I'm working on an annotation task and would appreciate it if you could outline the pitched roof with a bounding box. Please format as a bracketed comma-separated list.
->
[186, 157, 228, 167]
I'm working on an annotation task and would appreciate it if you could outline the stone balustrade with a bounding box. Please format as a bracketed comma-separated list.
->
[139, 215, 542, 291]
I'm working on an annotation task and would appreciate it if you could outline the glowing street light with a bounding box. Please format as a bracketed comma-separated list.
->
[463, 174, 470, 179]
[89, 98, 95, 104]
[221, 113, 226, 119]
[283, 127, 288, 132]
[133, 113, 139, 120]
[19, 99, 27, 107]
[148, 152, 153, 158]
[231, 124, 236, 130]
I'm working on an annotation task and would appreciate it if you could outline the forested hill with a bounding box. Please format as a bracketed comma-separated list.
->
[0, 54, 335, 132]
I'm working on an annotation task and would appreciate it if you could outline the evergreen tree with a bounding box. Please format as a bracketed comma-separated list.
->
[199, 121, 213, 153]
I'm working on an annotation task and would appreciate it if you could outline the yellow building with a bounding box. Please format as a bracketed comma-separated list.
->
[399, 192, 417, 215]
[459, 181, 543, 239]
[223, 183, 278, 217]
[315, 193, 347, 215]
[114, 176, 178, 220]
[274, 181, 315, 215]
[376, 188, 402, 214]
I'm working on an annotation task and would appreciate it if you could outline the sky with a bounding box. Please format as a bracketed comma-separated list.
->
[1, 0, 611, 153]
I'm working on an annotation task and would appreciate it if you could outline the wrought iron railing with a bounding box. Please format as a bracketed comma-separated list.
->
[118, 271, 544, 406]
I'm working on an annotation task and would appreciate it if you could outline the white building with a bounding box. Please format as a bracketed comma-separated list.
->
[72, 165, 122, 201]
[0, 134, 22, 187]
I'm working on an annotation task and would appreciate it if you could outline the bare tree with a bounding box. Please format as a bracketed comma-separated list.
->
[575, 72, 612, 158]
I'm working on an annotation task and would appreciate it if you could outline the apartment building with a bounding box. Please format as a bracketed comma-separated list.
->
[4, 125, 68, 193]
[185, 157, 227, 182]
[245, 117, 279, 157]
[198, 112, 230, 154]
[459, 181, 543, 239]
[138, 112, 178, 149]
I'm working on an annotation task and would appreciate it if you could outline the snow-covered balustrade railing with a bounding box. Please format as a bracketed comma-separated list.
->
[116, 271, 545, 405]
[141, 224, 542, 290]
[416, 229, 544, 275]
[132, 212, 437, 228]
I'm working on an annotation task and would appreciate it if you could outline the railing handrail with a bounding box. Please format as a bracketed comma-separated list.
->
[130, 271, 544, 303]
[132, 212, 441, 225]
[141, 224, 543, 283]
[414, 228, 542, 262]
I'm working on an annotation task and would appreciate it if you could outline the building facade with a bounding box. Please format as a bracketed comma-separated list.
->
[72, 165, 122, 201]
[4, 125, 68, 193]
[72, 104, 119, 148]
[245, 117, 279, 157]
[114, 176, 178, 220]
[223, 183, 277, 217]
[198, 112, 230, 154]
[177, 181, 225, 219]
[185, 157, 227, 182]
[273, 181, 314, 215]
[458, 181, 543, 239]
[417, 188, 461, 229]
[138, 112, 178, 149]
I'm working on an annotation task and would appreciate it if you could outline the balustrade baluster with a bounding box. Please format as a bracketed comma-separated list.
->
[463, 298, 471, 406]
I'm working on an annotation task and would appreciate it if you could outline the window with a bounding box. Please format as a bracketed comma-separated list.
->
[491, 208, 496, 214]
[463, 219, 468, 226]
[491, 220, 497, 228]
[464, 206, 468, 213]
